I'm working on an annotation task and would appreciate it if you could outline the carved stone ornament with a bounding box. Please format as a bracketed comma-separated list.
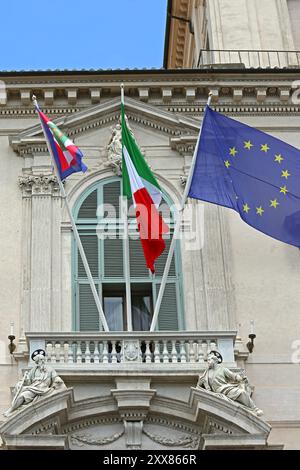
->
[70, 430, 124, 447]
[123, 340, 140, 362]
[180, 175, 187, 187]
[18, 174, 60, 196]
[143, 429, 201, 449]
[3, 350, 66, 418]
[105, 122, 122, 175]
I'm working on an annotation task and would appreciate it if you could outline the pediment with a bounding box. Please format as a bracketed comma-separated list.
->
[10, 97, 200, 154]
[0, 387, 271, 450]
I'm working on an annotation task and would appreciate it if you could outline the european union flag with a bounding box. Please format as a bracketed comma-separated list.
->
[188, 106, 300, 248]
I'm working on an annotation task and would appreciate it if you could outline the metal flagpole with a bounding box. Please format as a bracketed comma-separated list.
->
[150, 92, 212, 332]
[120, 84, 133, 331]
[32, 95, 109, 332]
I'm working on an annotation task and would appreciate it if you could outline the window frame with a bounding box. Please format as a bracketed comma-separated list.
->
[72, 176, 184, 331]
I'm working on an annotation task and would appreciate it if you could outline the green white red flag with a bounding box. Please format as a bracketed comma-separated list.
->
[121, 103, 169, 273]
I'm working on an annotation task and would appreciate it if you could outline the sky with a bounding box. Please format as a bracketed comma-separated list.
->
[0, 0, 168, 70]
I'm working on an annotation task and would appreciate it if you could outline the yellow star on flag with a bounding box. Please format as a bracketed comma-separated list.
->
[270, 199, 279, 209]
[256, 206, 264, 216]
[229, 147, 238, 156]
[244, 140, 253, 150]
[281, 170, 291, 179]
[275, 154, 284, 164]
[261, 144, 270, 153]
[280, 186, 288, 195]
[224, 160, 231, 168]
[243, 203, 250, 213]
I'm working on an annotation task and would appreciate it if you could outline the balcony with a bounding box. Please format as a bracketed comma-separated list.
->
[197, 49, 300, 69]
[26, 331, 237, 375]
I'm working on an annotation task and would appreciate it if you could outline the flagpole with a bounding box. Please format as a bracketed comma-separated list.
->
[121, 84, 133, 331]
[32, 95, 109, 332]
[150, 92, 212, 332]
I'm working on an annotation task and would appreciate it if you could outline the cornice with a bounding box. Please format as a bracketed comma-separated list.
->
[1, 73, 300, 113]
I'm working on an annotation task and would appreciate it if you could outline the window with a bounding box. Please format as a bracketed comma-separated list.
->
[73, 177, 184, 331]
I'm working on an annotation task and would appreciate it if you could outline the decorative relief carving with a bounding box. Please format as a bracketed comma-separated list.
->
[105, 122, 122, 175]
[180, 175, 187, 187]
[70, 430, 124, 447]
[143, 429, 201, 449]
[123, 340, 140, 362]
[18, 174, 60, 196]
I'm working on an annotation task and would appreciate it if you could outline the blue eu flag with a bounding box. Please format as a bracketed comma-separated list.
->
[188, 106, 300, 248]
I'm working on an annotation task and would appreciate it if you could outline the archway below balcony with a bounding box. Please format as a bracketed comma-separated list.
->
[0, 385, 272, 450]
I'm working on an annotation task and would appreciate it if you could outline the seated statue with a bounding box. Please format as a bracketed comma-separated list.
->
[3, 349, 66, 417]
[197, 350, 263, 417]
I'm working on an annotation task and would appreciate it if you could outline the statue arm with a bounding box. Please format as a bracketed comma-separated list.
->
[224, 368, 240, 382]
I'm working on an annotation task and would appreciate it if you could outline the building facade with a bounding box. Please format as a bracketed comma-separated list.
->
[0, 0, 300, 450]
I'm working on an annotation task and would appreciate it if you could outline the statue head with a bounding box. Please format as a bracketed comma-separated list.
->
[207, 350, 223, 369]
[31, 349, 46, 364]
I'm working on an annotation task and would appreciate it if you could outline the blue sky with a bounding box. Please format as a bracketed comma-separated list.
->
[0, 0, 167, 70]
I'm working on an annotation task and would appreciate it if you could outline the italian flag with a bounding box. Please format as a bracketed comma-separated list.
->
[121, 103, 169, 273]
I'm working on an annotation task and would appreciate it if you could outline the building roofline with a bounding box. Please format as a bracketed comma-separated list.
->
[1, 67, 300, 78]
[163, 0, 173, 69]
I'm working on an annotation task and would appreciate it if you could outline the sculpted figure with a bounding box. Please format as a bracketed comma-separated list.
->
[197, 350, 263, 417]
[106, 123, 122, 175]
[3, 349, 66, 417]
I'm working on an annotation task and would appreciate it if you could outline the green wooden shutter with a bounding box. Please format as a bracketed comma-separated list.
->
[104, 237, 124, 278]
[78, 234, 98, 278]
[78, 189, 97, 219]
[78, 283, 100, 331]
[129, 238, 150, 278]
[103, 180, 121, 218]
[156, 282, 179, 331]
[155, 236, 176, 277]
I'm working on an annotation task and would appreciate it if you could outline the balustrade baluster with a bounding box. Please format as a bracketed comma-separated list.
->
[46, 342, 52, 362]
[85, 341, 91, 364]
[111, 341, 117, 363]
[179, 340, 187, 363]
[59, 342, 65, 363]
[171, 340, 177, 363]
[68, 342, 74, 364]
[188, 340, 196, 363]
[197, 341, 204, 363]
[76, 341, 82, 364]
[102, 341, 109, 363]
[145, 341, 152, 363]
[94, 342, 100, 364]
[154, 341, 160, 363]
[162, 340, 169, 363]
[51, 342, 57, 363]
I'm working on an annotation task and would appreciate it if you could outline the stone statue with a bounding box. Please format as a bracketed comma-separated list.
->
[105, 123, 122, 175]
[197, 350, 263, 417]
[3, 349, 66, 417]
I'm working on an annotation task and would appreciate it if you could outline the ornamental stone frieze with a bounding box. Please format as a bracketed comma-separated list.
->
[18, 174, 60, 196]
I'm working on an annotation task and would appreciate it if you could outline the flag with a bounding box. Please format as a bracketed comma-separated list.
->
[121, 103, 169, 273]
[35, 105, 87, 180]
[188, 106, 300, 248]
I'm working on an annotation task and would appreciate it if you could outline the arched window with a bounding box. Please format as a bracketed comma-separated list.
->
[73, 177, 184, 331]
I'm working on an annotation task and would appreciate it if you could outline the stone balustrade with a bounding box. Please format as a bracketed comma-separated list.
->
[26, 331, 236, 369]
